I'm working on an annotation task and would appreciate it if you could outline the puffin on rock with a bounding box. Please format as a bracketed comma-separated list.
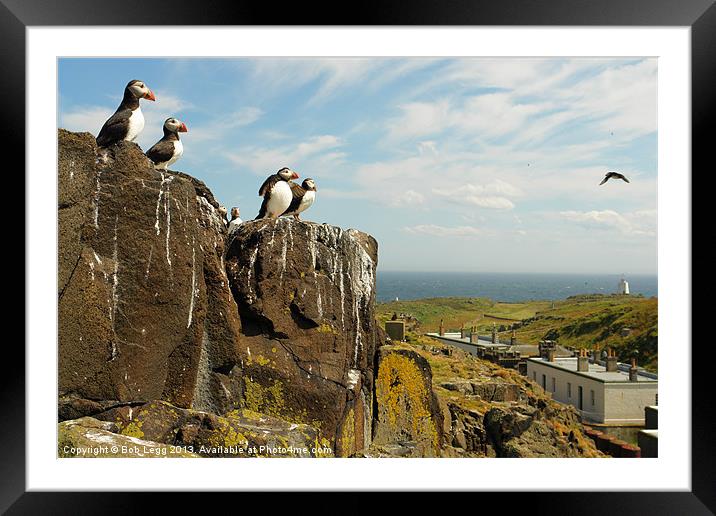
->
[96, 80, 156, 147]
[146, 117, 188, 170]
[255, 168, 299, 220]
[282, 178, 317, 221]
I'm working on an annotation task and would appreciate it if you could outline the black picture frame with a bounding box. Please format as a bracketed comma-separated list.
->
[5, 0, 710, 511]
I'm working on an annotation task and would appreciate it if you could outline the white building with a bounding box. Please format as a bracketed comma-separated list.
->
[526, 355, 657, 425]
[618, 277, 630, 295]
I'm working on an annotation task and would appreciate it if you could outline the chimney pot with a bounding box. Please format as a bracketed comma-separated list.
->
[629, 357, 638, 382]
[577, 349, 589, 371]
[605, 348, 618, 372]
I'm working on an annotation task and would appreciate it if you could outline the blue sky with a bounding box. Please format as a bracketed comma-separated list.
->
[58, 57, 657, 274]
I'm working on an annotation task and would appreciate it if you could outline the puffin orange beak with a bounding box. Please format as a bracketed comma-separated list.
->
[179, 122, 188, 132]
[291, 171, 299, 179]
[145, 90, 156, 101]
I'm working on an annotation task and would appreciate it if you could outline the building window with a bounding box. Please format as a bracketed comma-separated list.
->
[542, 374, 546, 390]
[567, 383, 572, 398]
[590, 390, 595, 406]
[551, 377, 556, 392]
[533, 371, 536, 381]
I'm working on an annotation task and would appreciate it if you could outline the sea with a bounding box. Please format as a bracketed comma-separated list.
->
[375, 272, 658, 303]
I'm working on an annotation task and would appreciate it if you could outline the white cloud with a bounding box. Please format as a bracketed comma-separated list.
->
[559, 209, 656, 236]
[433, 182, 519, 210]
[189, 107, 263, 143]
[389, 190, 425, 207]
[60, 106, 113, 136]
[403, 224, 482, 238]
[385, 58, 656, 148]
[248, 58, 437, 105]
[225, 135, 344, 177]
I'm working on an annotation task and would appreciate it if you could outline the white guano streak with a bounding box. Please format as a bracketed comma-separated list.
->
[187, 237, 196, 328]
[164, 190, 172, 267]
[110, 216, 120, 360]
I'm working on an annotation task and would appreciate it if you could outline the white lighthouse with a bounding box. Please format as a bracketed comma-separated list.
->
[618, 277, 630, 295]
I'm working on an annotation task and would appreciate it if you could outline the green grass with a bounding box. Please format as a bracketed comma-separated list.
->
[377, 297, 550, 332]
[377, 293, 658, 372]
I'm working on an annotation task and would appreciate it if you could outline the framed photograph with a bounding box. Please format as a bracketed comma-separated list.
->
[8, 0, 710, 510]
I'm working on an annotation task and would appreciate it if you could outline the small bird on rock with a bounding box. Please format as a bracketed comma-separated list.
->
[96, 79, 156, 147]
[146, 117, 188, 170]
[282, 178, 317, 221]
[255, 167, 299, 219]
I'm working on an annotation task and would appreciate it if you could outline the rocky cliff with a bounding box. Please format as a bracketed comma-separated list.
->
[58, 130, 425, 457]
[57, 129, 600, 459]
[59, 129, 243, 419]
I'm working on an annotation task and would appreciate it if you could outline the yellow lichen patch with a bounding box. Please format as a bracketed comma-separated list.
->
[255, 355, 271, 367]
[120, 421, 144, 439]
[338, 408, 356, 457]
[243, 378, 287, 419]
[317, 323, 337, 334]
[206, 417, 248, 449]
[376, 352, 439, 452]
[313, 435, 334, 458]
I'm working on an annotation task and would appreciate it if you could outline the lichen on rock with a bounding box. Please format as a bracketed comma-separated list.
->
[225, 218, 381, 456]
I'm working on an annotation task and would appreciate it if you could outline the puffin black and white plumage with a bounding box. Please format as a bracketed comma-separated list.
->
[218, 206, 228, 226]
[146, 118, 188, 170]
[599, 171, 630, 185]
[228, 207, 243, 232]
[282, 178, 317, 221]
[255, 167, 299, 220]
[96, 80, 156, 147]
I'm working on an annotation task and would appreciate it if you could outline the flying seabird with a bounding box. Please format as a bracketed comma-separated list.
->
[255, 167, 299, 220]
[281, 178, 317, 221]
[599, 171, 630, 185]
[146, 117, 188, 170]
[96, 80, 156, 147]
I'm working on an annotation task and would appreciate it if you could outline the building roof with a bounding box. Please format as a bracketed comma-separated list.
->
[428, 332, 572, 357]
[527, 356, 657, 384]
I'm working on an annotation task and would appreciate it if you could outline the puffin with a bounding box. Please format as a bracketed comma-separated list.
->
[599, 171, 630, 185]
[255, 167, 299, 220]
[281, 178, 317, 221]
[96, 80, 156, 147]
[146, 117, 188, 170]
[228, 207, 243, 232]
[218, 206, 228, 226]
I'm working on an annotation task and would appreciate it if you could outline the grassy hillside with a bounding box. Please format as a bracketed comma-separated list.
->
[377, 297, 551, 332]
[377, 294, 658, 372]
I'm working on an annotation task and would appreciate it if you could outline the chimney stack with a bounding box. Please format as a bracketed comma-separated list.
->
[577, 348, 589, 371]
[547, 348, 556, 362]
[438, 319, 444, 336]
[590, 350, 599, 363]
[491, 323, 497, 344]
[510, 327, 517, 346]
[605, 348, 618, 372]
[460, 324, 465, 339]
[470, 326, 479, 344]
[629, 357, 639, 382]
